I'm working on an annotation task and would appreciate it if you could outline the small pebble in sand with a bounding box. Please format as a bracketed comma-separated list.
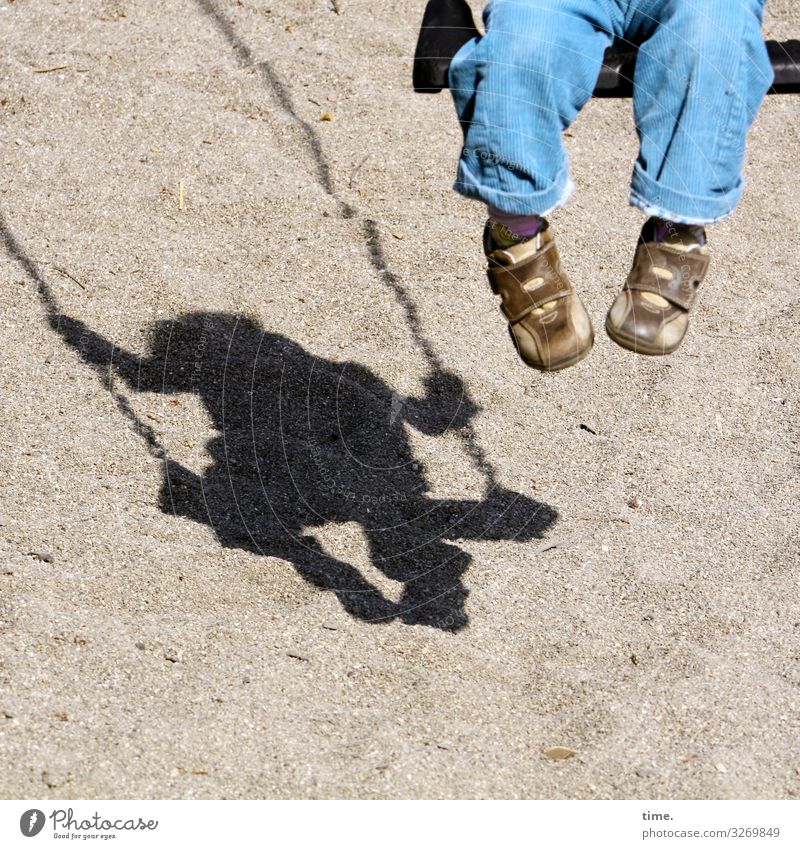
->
[544, 746, 577, 760]
[287, 651, 310, 662]
[28, 550, 54, 563]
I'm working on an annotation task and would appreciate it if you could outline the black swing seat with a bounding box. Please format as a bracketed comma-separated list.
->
[413, 0, 800, 96]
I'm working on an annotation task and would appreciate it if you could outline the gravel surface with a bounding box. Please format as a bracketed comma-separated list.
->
[1, 0, 798, 799]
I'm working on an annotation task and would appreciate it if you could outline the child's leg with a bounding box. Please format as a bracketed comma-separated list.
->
[449, 0, 622, 216]
[448, 0, 619, 371]
[627, 0, 773, 224]
[607, 0, 772, 357]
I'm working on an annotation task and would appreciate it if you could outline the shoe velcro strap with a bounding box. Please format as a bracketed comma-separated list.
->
[487, 241, 572, 323]
[625, 243, 710, 311]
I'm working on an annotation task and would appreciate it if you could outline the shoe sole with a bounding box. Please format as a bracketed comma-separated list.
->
[604, 315, 683, 357]
[513, 327, 595, 372]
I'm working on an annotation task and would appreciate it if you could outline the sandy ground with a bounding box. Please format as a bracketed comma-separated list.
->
[0, 0, 798, 799]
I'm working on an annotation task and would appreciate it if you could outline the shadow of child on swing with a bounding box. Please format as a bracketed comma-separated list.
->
[55, 310, 557, 630]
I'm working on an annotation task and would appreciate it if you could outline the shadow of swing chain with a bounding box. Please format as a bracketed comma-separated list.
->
[192, 0, 500, 496]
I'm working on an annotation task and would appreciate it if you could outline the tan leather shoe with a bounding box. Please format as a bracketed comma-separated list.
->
[484, 224, 594, 371]
[606, 239, 710, 356]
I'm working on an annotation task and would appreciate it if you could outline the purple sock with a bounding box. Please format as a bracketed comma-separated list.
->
[488, 207, 546, 239]
[646, 217, 707, 247]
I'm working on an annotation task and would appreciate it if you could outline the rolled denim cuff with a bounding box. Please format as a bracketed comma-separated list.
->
[453, 157, 574, 217]
[630, 162, 744, 226]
